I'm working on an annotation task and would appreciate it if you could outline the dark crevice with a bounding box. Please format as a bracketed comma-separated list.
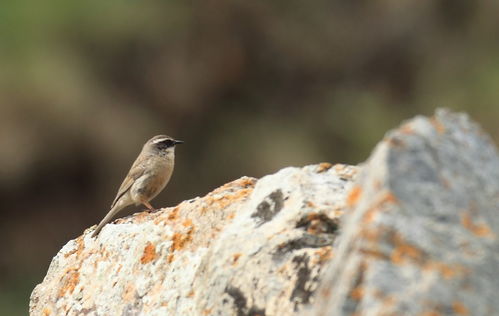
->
[296, 213, 339, 234]
[251, 190, 284, 226]
[273, 234, 335, 261]
[225, 286, 266, 316]
[290, 255, 313, 310]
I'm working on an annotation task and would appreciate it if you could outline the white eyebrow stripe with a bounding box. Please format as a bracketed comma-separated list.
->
[152, 138, 170, 144]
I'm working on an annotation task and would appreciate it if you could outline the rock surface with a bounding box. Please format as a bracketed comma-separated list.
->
[30, 109, 499, 316]
[30, 163, 358, 316]
[311, 109, 499, 316]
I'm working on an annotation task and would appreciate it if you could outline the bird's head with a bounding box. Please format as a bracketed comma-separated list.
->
[144, 135, 184, 157]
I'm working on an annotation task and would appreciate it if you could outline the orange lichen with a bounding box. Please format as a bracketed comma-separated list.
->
[362, 228, 428, 267]
[201, 184, 255, 215]
[400, 123, 415, 134]
[58, 268, 80, 297]
[316, 162, 333, 173]
[166, 177, 257, 216]
[306, 201, 316, 208]
[203, 309, 213, 315]
[390, 233, 424, 265]
[216, 188, 254, 209]
[453, 301, 469, 315]
[182, 219, 193, 227]
[391, 244, 423, 265]
[170, 226, 194, 253]
[387, 136, 406, 147]
[187, 290, 195, 297]
[211, 178, 256, 196]
[101, 248, 113, 261]
[439, 265, 459, 279]
[307, 223, 321, 235]
[350, 286, 364, 300]
[306, 212, 320, 220]
[232, 253, 242, 265]
[167, 253, 174, 264]
[430, 117, 446, 134]
[380, 192, 398, 205]
[167, 207, 180, 221]
[316, 247, 333, 263]
[64, 237, 85, 258]
[303, 212, 334, 235]
[347, 186, 362, 207]
[362, 192, 397, 223]
[212, 197, 232, 210]
[359, 248, 390, 261]
[43, 308, 51, 316]
[140, 242, 157, 264]
[423, 262, 469, 280]
[240, 177, 257, 188]
[460, 212, 493, 237]
[373, 290, 396, 309]
[359, 228, 381, 243]
[362, 208, 378, 224]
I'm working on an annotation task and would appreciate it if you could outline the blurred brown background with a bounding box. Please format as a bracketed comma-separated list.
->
[1, 1, 499, 314]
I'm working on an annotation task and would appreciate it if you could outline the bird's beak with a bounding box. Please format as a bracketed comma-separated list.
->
[174, 140, 184, 145]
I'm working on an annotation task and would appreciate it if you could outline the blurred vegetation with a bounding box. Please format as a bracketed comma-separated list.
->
[1, 1, 499, 314]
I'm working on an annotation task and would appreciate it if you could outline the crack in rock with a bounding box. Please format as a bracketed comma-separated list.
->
[224, 286, 266, 316]
[251, 190, 284, 226]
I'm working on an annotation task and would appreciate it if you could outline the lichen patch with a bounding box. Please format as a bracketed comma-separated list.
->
[347, 186, 362, 207]
[58, 268, 80, 297]
[140, 242, 157, 264]
[460, 212, 493, 238]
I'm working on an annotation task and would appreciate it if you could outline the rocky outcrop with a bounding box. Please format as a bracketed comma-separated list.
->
[30, 109, 499, 316]
[310, 109, 499, 316]
[30, 163, 358, 316]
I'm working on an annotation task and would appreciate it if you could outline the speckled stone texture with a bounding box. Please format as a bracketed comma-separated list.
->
[30, 163, 357, 316]
[310, 109, 499, 316]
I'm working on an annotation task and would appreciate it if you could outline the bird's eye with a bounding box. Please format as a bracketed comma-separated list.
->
[163, 140, 174, 147]
[156, 139, 174, 149]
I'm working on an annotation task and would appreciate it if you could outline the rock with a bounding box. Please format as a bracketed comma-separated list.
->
[310, 109, 499, 316]
[29, 163, 358, 316]
[30, 109, 499, 316]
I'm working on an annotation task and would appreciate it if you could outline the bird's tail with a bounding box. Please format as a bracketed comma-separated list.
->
[91, 203, 126, 238]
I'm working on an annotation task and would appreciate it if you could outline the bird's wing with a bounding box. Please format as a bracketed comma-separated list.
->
[110, 156, 146, 208]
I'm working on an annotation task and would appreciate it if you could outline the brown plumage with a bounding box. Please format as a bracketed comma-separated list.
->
[92, 135, 183, 237]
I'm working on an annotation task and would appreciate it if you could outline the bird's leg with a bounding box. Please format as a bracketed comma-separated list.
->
[143, 201, 157, 212]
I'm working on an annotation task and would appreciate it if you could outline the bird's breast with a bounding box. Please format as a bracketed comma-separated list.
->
[131, 157, 174, 202]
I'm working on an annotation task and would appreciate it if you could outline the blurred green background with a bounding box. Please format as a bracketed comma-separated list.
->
[1, 1, 499, 314]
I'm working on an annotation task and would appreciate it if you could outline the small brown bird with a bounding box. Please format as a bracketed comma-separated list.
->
[92, 135, 183, 237]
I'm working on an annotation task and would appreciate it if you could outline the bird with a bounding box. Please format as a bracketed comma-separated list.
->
[91, 135, 183, 237]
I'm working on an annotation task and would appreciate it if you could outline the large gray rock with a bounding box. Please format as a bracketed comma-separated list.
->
[311, 109, 499, 316]
[30, 163, 358, 316]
